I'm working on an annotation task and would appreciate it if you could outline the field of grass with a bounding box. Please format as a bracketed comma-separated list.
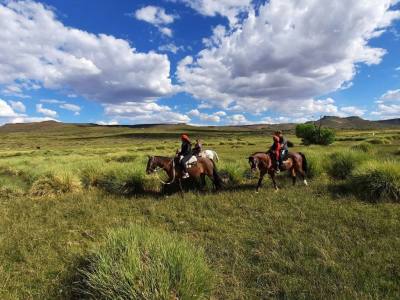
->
[0, 124, 399, 299]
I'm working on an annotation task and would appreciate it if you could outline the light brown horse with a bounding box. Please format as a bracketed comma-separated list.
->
[248, 151, 308, 192]
[146, 155, 222, 193]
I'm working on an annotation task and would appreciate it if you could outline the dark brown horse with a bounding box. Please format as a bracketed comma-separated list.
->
[248, 151, 308, 192]
[146, 155, 222, 192]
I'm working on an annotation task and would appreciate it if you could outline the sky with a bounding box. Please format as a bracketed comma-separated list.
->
[0, 0, 399, 126]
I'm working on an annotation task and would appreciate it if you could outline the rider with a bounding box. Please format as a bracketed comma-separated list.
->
[192, 139, 202, 156]
[277, 130, 288, 166]
[270, 131, 281, 173]
[179, 134, 192, 178]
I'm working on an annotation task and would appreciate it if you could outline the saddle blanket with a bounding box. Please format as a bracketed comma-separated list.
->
[179, 155, 197, 168]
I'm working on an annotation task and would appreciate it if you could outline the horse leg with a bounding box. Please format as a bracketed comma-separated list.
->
[178, 178, 184, 197]
[301, 170, 308, 186]
[200, 174, 206, 191]
[256, 172, 265, 193]
[269, 171, 279, 191]
[291, 168, 297, 186]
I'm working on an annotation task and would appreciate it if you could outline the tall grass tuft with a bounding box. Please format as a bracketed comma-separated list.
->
[74, 225, 214, 300]
[80, 162, 152, 195]
[351, 143, 373, 153]
[326, 151, 366, 180]
[367, 138, 391, 145]
[349, 161, 400, 203]
[30, 171, 81, 197]
[304, 152, 324, 178]
[219, 161, 246, 185]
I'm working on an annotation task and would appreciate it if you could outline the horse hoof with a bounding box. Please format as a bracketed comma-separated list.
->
[303, 180, 308, 186]
[255, 190, 259, 194]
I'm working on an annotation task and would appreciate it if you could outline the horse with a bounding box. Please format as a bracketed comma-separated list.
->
[146, 155, 223, 193]
[248, 151, 308, 192]
[199, 149, 219, 162]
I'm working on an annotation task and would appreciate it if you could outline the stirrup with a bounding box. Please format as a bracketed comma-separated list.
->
[182, 172, 189, 179]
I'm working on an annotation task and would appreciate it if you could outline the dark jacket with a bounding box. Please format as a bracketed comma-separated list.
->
[279, 136, 288, 151]
[179, 141, 192, 156]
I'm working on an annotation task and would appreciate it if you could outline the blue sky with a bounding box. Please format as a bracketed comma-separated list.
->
[0, 0, 399, 125]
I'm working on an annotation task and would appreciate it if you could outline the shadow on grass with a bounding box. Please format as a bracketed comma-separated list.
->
[52, 256, 93, 300]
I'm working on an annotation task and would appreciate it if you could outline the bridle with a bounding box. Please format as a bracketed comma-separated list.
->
[148, 157, 176, 185]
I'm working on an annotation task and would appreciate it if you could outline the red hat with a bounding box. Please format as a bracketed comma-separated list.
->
[181, 134, 190, 141]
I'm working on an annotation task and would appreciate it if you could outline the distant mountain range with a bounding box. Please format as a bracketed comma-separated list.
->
[0, 116, 399, 133]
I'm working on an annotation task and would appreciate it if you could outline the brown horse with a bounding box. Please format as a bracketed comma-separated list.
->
[248, 151, 308, 192]
[146, 155, 222, 192]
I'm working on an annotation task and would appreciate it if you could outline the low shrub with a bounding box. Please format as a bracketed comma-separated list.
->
[351, 143, 373, 153]
[95, 167, 146, 195]
[326, 151, 366, 180]
[295, 124, 335, 145]
[30, 171, 81, 197]
[349, 162, 400, 203]
[74, 225, 214, 299]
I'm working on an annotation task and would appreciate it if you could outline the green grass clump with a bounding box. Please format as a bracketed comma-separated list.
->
[351, 143, 373, 153]
[74, 225, 214, 300]
[219, 161, 246, 185]
[30, 171, 81, 197]
[304, 152, 324, 178]
[367, 138, 391, 145]
[105, 154, 137, 163]
[350, 161, 400, 203]
[326, 151, 366, 180]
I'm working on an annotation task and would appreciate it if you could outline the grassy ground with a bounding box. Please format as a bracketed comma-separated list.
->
[0, 125, 399, 299]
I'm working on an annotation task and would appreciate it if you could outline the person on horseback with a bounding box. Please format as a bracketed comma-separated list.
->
[192, 139, 202, 156]
[270, 131, 281, 173]
[178, 134, 192, 178]
[277, 130, 288, 168]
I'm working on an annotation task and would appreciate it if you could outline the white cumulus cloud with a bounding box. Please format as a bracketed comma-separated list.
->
[177, 0, 400, 113]
[104, 102, 190, 124]
[177, 0, 251, 25]
[134, 6, 176, 37]
[60, 103, 81, 115]
[0, 1, 173, 104]
[9, 100, 26, 113]
[36, 104, 57, 118]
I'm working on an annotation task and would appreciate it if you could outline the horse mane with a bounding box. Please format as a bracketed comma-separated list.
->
[250, 152, 268, 157]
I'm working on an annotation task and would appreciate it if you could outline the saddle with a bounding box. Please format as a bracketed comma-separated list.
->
[179, 155, 197, 168]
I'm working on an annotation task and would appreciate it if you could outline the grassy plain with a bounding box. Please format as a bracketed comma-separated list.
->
[0, 123, 399, 299]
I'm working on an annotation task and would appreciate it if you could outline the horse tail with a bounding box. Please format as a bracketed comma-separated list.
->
[299, 152, 308, 174]
[214, 150, 219, 162]
[211, 160, 223, 190]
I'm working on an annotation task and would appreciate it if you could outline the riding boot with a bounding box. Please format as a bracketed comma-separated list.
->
[182, 166, 189, 178]
[275, 161, 280, 174]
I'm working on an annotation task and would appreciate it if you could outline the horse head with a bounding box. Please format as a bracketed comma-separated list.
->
[146, 155, 156, 174]
[248, 156, 259, 172]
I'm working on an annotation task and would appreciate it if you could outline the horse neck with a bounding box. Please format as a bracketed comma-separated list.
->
[155, 156, 172, 170]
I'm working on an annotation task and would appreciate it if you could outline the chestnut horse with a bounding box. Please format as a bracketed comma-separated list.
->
[146, 155, 222, 192]
[248, 151, 308, 192]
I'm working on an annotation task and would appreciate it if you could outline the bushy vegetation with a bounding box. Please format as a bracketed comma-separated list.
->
[74, 226, 214, 299]
[296, 124, 335, 145]
[326, 151, 366, 180]
[350, 162, 400, 203]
